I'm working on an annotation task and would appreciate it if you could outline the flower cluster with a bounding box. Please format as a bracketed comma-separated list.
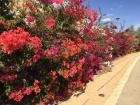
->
[0, 27, 42, 54]
[0, 0, 139, 105]
[8, 80, 40, 102]
[0, 27, 29, 54]
[112, 31, 138, 57]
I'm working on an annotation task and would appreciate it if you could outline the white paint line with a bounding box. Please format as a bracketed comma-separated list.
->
[103, 56, 140, 105]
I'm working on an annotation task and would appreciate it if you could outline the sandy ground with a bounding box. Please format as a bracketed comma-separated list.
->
[59, 52, 140, 105]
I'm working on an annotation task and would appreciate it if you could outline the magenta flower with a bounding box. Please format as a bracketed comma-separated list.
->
[39, 0, 63, 5]
[50, 46, 59, 55]
[25, 15, 35, 27]
[38, 0, 48, 4]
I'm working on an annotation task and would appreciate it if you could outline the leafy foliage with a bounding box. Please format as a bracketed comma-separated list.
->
[0, 0, 13, 20]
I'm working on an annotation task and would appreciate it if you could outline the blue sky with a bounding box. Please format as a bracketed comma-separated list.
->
[89, 0, 140, 29]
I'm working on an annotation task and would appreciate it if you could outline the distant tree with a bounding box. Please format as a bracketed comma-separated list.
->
[127, 25, 137, 35]
[136, 27, 140, 35]
[135, 27, 140, 39]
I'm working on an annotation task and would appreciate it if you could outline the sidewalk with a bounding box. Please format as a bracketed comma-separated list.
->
[59, 52, 140, 105]
[116, 59, 140, 105]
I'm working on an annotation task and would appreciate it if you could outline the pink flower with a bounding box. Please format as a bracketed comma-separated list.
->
[50, 46, 59, 55]
[44, 46, 59, 58]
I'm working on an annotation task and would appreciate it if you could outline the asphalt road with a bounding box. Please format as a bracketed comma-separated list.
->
[116, 59, 140, 105]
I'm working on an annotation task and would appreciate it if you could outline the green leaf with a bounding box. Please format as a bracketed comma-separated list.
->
[0, 61, 4, 67]
[5, 84, 11, 95]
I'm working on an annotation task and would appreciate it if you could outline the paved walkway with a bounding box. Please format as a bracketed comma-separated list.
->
[59, 52, 140, 105]
[116, 59, 140, 105]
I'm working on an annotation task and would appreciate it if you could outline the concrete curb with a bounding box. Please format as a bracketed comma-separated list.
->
[103, 56, 140, 105]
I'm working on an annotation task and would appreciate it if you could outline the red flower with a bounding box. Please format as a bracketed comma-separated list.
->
[52, 0, 63, 4]
[25, 1, 36, 13]
[28, 36, 42, 53]
[71, 0, 82, 5]
[38, 0, 48, 4]
[91, 10, 98, 21]
[85, 9, 91, 17]
[0, 28, 29, 54]
[33, 86, 41, 94]
[61, 51, 69, 59]
[34, 79, 39, 86]
[49, 71, 57, 81]
[111, 25, 117, 29]
[24, 58, 33, 67]
[8, 90, 23, 102]
[45, 16, 55, 29]
[33, 80, 41, 94]
[59, 70, 69, 79]
[32, 54, 42, 63]
[0, 74, 17, 83]
[23, 88, 32, 96]
[0, 66, 14, 73]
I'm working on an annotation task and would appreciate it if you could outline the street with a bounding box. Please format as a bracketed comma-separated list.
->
[116, 59, 140, 105]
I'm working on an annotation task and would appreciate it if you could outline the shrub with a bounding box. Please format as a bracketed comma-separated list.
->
[0, 0, 139, 104]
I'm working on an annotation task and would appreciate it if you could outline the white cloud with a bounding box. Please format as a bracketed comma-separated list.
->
[134, 24, 140, 30]
[105, 13, 113, 17]
[101, 18, 112, 23]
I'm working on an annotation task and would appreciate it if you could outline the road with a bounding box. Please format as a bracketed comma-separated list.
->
[116, 59, 140, 105]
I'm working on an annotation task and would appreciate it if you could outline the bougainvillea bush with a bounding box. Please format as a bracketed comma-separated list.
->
[0, 0, 139, 105]
[112, 30, 139, 58]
